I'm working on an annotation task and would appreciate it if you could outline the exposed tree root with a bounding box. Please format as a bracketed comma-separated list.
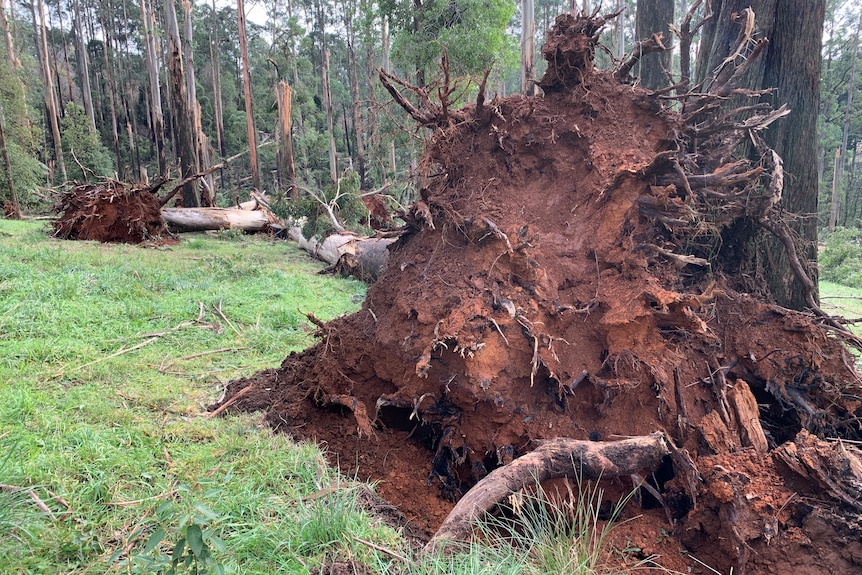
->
[426, 432, 671, 550]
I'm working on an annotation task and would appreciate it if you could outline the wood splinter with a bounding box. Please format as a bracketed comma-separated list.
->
[425, 431, 671, 552]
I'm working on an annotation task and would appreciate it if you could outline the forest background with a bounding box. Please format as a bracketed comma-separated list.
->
[0, 0, 861, 267]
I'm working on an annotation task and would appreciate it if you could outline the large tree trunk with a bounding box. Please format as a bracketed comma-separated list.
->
[209, 0, 225, 163]
[288, 227, 394, 282]
[165, 0, 200, 207]
[119, 0, 142, 178]
[0, 0, 20, 69]
[345, 13, 368, 189]
[322, 45, 338, 184]
[141, 0, 166, 175]
[182, 0, 214, 205]
[97, 0, 123, 180]
[237, 0, 260, 191]
[695, 0, 824, 310]
[634, 0, 673, 90]
[162, 207, 273, 232]
[72, 0, 95, 133]
[832, 10, 862, 230]
[35, 0, 66, 182]
[276, 81, 296, 194]
[521, 0, 535, 95]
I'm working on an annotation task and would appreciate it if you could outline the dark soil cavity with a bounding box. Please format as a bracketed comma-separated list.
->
[216, 13, 862, 574]
[53, 180, 169, 243]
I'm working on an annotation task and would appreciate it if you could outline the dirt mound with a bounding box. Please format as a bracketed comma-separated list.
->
[216, 14, 862, 574]
[52, 180, 169, 243]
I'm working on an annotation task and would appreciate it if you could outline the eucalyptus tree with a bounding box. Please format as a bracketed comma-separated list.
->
[696, 0, 826, 310]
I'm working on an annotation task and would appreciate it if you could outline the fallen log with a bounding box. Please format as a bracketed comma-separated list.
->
[288, 226, 395, 282]
[162, 207, 276, 232]
[425, 432, 672, 551]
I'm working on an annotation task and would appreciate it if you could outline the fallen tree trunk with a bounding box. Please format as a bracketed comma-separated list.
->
[162, 207, 274, 232]
[426, 432, 672, 550]
[288, 226, 394, 282]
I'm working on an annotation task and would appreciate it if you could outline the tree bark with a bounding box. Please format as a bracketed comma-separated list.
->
[321, 39, 338, 184]
[165, 0, 200, 206]
[521, 0, 535, 95]
[0, 0, 20, 69]
[276, 81, 296, 194]
[162, 207, 272, 232]
[97, 0, 123, 179]
[182, 0, 214, 205]
[36, 0, 66, 182]
[140, 0, 165, 175]
[634, 0, 673, 90]
[209, 0, 225, 163]
[834, 10, 862, 229]
[830, 148, 840, 231]
[345, 12, 367, 189]
[237, 0, 260, 191]
[695, 0, 824, 310]
[72, 0, 95, 133]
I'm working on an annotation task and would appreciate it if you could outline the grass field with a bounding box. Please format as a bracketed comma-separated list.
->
[0, 220, 406, 574]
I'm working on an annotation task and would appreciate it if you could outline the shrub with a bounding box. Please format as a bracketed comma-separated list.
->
[819, 227, 862, 288]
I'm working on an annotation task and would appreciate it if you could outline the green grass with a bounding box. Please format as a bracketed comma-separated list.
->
[0, 220, 406, 574]
[820, 281, 862, 324]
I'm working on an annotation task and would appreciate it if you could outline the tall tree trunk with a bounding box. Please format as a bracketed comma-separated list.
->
[696, 0, 824, 310]
[182, 0, 214, 204]
[52, 0, 75, 104]
[276, 80, 296, 195]
[634, 0, 673, 90]
[72, 0, 95, 132]
[141, 0, 166, 175]
[833, 10, 862, 230]
[830, 148, 840, 231]
[97, 1, 124, 179]
[0, 0, 20, 69]
[0, 103, 20, 219]
[322, 46, 338, 184]
[237, 0, 260, 190]
[118, 0, 141, 178]
[36, 0, 66, 182]
[615, 0, 625, 59]
[165, 0, 200, 206]
[209, 0, 224, 161]
[345, 11, 367, 189]
[520, 0, 535, 95]
[382, 15, 395, 182]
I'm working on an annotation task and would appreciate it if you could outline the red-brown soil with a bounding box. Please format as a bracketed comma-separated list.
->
[52, 180, 170, 243]
[217, 14, 862, 575]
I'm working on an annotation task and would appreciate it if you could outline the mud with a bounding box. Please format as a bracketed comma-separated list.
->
[52, 180, 170, 243]
[216, 14, 862, 575]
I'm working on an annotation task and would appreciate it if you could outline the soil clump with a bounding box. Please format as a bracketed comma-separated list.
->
[216, 13, 862, 574]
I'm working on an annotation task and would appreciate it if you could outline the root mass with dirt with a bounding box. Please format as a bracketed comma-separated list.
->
[216, 13, 862, 575]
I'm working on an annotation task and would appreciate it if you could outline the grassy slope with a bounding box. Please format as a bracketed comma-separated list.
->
[0, 221, 404, 574]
